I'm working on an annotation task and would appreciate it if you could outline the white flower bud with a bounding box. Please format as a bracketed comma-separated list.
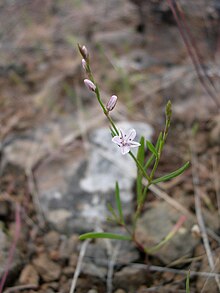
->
[82, 46, 88, 59]
[82, 59, 87, 71]
[84, 79, 96, 92]
[106, 95, 118, 111]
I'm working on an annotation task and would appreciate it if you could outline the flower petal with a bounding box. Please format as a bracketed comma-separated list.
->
[112, 136, 122, 146]
[119, 129, 125, 139]
[126, 129, 136, 142]
[130, 141, 141, 148]
[121, 145, 130, 155]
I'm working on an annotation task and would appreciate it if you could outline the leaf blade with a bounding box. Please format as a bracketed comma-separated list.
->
[146, 140, 158, 158]
[152, 161, 190, 184]
[79, 232, 131, 241]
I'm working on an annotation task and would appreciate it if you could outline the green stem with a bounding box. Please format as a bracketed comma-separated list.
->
[106, 113, 119, 135]
[129, 151, 150, 181]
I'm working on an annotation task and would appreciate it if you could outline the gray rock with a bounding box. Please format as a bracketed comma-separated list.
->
[135, 202, 199, 264]
[44, 231, 60, 250]
[2, 115, 78, 171]
[35, 121, 153, 234]
[81, 238, 139, 280]
[114, 266, 147, 291]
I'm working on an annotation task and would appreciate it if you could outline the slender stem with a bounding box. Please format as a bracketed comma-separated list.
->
[129, 151, 150, 181]
[106, 113, 119, 135]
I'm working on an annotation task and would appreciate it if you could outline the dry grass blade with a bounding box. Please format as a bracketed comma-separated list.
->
[167, 0, 220, 109]
[3, 284, 38, 293]
[190, 136, 220, 291]
[107, 243, 121, 293]
[69, 239, 91, 293]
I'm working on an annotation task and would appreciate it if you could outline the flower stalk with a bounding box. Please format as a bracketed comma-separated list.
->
[78, 44, 189, 256]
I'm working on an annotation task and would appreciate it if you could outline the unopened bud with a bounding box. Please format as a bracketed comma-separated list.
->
[82, 59, 87, 71]
[78, 44, 89, 60]
[84, 79, 96, 92]
[106, 95, 118, 111]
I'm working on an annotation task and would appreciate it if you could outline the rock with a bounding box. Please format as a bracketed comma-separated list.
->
[33, 253, 61, 282]
[59, 234, 78, 260]
[2, 115, 79, 171]
[82, 239, 139, 280]
[114, 266, 147, 290]
[35, 121, 153, 234]
[114, 289, 126, 293]
[44, 231, 60, 250]
[135, 202, 199, 264]
[19, 264, 39, 286]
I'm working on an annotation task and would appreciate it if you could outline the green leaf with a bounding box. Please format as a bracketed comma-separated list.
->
[79, 232, 131, 241]
[144, 133, 162, 170]
[137, 137, 145, 204]
[146, 140, 158, 158]
[115, 182, 124, 224]
[186, 270, 190, 293]
[152, 161, 190, 184]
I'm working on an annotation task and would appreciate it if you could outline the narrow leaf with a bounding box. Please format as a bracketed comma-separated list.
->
[115, 182, 124, 224]
[152, 161, 190, 184]
[144, 133, 162, 170]
[146, 140, 158, 158]
[79, 232, 131, 241]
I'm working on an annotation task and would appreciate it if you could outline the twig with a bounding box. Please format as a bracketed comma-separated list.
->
[69, 239, 91, 293]
[167, 0, 220, 109]
[190, 136, 220, 290]
[26, 170, 46, 228]
[201, 258, 220, 293]
[107, 243, 120, 293]
[211, 154, 220, 225]
[0, 204, 21, 293]
[130, 263, 220, 279]
[3, 284, 38, 293]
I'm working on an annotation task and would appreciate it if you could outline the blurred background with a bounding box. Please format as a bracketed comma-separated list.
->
[0, 0, 220, 292]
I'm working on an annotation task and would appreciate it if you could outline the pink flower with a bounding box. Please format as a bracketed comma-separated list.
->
[106, 95, 118, 112]
[112, 129, 140, 155]
[84, 79, 96, 92]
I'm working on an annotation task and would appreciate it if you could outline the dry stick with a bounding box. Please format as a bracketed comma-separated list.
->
[3, 284, 38, 293]
[130, 263, 220, 279]
[0, 204, 21, 293]
[26, 170, 46, 228]
[176, 1, 218, 91]
[201, 258, 220, 293]
[106, 243, 120, 293]
[190, 137, 220, 291]
[167, 0, 220, 109]
[69, 239, 91, 293]
[212, 155, 220, 225]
